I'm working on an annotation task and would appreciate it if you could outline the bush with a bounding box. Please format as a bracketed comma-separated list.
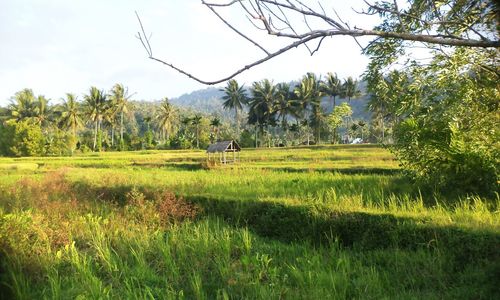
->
[239, 129, 255, 148]
[0, 121, 44, 157]
[169, 134, 193, 149]
[369, 49, 499, 197]
[45, 130, 73, 156]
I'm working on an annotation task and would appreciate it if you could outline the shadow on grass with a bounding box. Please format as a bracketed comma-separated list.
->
[186, 195, 500, 262]
[260, 167, 401, 175]
[63, 179, 500, 295]
[69, 179, 500, 262]
[130, 162, 204, 171]
[68, 177, 498, 259]
[260, 144, 384, 151]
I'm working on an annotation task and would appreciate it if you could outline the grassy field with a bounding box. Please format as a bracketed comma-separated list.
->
[0, 145, 498, 299]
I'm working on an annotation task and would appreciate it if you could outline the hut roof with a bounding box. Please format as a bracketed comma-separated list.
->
[206, 140, 241, 153]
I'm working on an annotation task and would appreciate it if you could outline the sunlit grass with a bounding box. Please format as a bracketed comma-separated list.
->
[0, 145, 498, 298]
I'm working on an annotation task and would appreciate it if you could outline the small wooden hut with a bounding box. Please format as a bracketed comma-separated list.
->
[206, 140, 241, 164]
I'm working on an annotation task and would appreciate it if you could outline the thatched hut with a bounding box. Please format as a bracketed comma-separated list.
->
[206, 140, 241, 164]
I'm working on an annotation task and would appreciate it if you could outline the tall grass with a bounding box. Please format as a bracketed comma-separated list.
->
[0, 145, 498, 298]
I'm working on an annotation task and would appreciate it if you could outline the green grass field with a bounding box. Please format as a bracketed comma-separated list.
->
[0, 145, 498, 299]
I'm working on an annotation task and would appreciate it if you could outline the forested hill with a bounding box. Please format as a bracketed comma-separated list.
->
[170, 87, 226, 115]
[170, 84, 371, 120]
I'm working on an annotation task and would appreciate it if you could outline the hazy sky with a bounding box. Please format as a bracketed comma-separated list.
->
[0, 0, 379, 106]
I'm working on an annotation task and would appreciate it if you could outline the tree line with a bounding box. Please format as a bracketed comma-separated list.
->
[223, 73, 368, 148]
[0, 73, 380, 156]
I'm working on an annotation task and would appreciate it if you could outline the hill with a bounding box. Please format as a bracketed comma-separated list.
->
[170, 84, 372, 121]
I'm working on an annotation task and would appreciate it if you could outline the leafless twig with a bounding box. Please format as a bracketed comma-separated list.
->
[136, 1, 499, 85]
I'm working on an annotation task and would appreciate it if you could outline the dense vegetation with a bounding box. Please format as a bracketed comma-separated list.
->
[361, 1, 499, 196]
[0, 74, 376, 156]
[0, 1, 498, 297]
[0, 145, 498, 298]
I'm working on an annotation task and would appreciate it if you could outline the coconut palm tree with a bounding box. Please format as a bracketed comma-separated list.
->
[191, 114, 203, 148]
[210, 116, 222, 142]
[9, 89, 39, 123]
[59, 93, 83, 138]
[34, 95, 53, 130]
[221, 79, 247, 139]
[342, 77, 361, 141]
[322, 72, 342, 111]
[156, 97, 175, 144]
[102, 101, 118, 148]
[109, 83, 134, 142]
[275, 83, 294, 132]
[322, 73, 343, 143]
[294, 73, 324, 144]
[342, 77, 361, 104]
[248, 79, 278, 147]
[84, 87, 107, 151]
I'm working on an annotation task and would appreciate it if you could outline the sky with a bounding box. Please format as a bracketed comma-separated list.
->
[0, 0, 380, 106]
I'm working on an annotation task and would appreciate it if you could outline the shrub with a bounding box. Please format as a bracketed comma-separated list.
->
[239, 129, 255, 148]
[0, 120, 44, 157]
[155, 191, 199, 226]
[44, 130, 73, 156]
[124, 188, 199, 227]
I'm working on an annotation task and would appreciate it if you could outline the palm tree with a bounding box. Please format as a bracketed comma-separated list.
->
[294, 73, 324, 144]
[9, 89, 40, 123]
[109, 83, 134, 142]
[322, 73, 342, 143]
[342, 77, 361, 104]
[210, 116, 222, 142]
[181, 116, 192, 132]
[156, 97, 175, 144]
[191, 114, 203, 148]
[275, 83, 295, 133]
[34, 95, 53, 130]
[248, 79, 278, 147]
[59, 93, 83, 140]
[221, 79, 247, 139]
[322, 72, 342, 111]
[9, 89, 54, 132]
[84, 87, 107, 151]
[342, 77, 361, 141]
[367, 93, 389, 142]
[102, 101, 118, 148]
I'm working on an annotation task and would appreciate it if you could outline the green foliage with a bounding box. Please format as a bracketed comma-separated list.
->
[0, 146, 498, 298]
[364, 0, 500, 196]
[0, 120, 44, 157]
[169, 133, 193, 149]
[239, 129, 255, 148]
[143, 130, 154, 149]
[45, 129, 73, 156]
[328, 103, 352, 142]
[118, 138, 128, 151]
[0, 123, 15, 156]
[367, 47, 499, 195]
[96, 130, 103, 152]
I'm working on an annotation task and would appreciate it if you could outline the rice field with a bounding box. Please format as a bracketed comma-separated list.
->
[0, 145, 498, 299]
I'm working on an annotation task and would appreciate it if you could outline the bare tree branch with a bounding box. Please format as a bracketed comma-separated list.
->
[136, 1, 500, 85]
[202, 2, 270, 55]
